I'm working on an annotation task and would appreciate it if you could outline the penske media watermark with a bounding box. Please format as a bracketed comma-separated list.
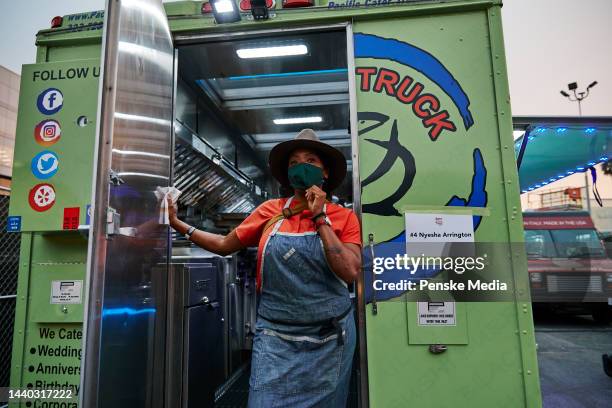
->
[371, 253, 503, 291]
[364, 242, 530, 301]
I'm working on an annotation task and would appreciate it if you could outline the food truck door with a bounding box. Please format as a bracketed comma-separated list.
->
[80, 0, 175, 407]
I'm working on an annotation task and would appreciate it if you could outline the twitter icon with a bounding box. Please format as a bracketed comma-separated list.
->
[31, 151, 59, 179]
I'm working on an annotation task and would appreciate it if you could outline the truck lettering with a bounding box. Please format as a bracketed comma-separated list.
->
[356, 66, 457, 140]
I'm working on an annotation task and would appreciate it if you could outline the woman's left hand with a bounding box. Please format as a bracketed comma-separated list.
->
[305, 185, 326, 215]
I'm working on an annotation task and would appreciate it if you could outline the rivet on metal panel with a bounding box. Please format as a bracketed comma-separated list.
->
[527, 370, 532, 375]
[62, 305, 68, 314]
[522, 330, 527, 334]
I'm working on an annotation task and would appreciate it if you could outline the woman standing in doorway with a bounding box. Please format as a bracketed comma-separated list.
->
[170, 128, 362, 407]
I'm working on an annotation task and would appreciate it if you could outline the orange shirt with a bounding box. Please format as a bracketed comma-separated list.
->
[235, 197, 362, 291]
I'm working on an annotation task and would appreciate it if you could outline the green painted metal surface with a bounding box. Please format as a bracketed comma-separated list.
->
[354, 7, 541, 407]
[8, 60, 99, 232]
[10, 233, 87, 407]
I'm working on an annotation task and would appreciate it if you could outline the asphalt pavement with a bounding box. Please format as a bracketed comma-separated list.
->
[534, 309, 612, 408]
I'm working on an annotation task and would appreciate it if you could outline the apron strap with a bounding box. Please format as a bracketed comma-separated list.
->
[262, 196, 309, 233]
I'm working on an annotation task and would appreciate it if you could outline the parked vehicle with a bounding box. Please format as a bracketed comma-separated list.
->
[523, 211, 612, 323]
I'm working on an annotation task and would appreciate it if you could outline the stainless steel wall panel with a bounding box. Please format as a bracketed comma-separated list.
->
[82, 0, 174, 407]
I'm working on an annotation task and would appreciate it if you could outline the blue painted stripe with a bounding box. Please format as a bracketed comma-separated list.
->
[354, 33, 474, 130]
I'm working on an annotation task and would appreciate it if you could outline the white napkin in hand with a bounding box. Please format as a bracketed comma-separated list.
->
[155, 186, 182, 225]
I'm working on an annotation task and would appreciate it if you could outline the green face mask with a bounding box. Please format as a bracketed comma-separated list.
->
[287, 162, 324, 190]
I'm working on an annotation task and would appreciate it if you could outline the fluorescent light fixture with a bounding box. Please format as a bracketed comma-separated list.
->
[237, 44, 308, 59]
[228, 68, 347, 80]
[273, 116, 322, 125]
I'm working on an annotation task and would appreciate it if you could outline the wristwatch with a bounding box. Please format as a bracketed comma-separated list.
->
[185, 226, 196, 240]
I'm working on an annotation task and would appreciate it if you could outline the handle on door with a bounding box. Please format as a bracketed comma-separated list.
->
[200, 296, 219, 310]
[368, 233, 378, 316]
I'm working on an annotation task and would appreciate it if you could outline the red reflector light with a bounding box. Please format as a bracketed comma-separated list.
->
[240, 0, 274, 11]
[51, 16, 63, 29]
[282, 0, 313, 7]
[201, 2, 213, 13]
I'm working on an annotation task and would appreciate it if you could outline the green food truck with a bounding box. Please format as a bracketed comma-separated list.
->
[6, 0, 541, 406]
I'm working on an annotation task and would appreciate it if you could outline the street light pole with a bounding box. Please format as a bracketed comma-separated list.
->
[559, 81, 598, 212]
[560, 81, 597, 116]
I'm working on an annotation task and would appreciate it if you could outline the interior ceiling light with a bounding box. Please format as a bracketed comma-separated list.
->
[236, 44, 307, 59]
[273, 116, 322, 125]
[211, 0, 241, 24]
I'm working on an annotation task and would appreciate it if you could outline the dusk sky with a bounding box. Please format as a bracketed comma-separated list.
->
[0, 0, 611, 116]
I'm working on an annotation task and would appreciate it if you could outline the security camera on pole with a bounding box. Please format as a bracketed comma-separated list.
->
[559, 80, 598, 212]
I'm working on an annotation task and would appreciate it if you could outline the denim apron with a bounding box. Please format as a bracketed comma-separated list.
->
[248, 197, 356, 408]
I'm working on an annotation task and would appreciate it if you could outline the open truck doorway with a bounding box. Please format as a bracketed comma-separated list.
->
[167, 27, 360, 407]
[8, 1, 543, 407]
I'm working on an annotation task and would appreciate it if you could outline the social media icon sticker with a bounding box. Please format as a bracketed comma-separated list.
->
[34, 119, 62, 146]
[31, 151, 59, 179]
[37, 88, 64, 115]
[28, 183, 56, 212]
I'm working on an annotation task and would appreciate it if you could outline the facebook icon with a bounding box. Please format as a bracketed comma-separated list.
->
[37, 88, 64, 115]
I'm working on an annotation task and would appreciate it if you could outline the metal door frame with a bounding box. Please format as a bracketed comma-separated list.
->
[81, 0, 175, 406]
[173, 22, 369, 408]
[80, 1, 120, 405]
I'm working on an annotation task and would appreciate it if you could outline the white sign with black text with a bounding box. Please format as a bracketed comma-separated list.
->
[50, 280, 83, 304]
[418, 301, 456, 326]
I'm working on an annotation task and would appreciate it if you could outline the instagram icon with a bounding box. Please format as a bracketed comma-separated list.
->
[34, 119, 61, 146]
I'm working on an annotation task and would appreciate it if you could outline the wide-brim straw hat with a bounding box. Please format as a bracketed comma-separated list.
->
[268, 129, 347, 191]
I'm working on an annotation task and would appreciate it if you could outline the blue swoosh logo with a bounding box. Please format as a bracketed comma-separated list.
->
[354, 33, 474, 130]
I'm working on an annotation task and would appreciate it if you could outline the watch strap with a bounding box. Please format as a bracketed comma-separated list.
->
[185, 226, 196, 239]
[314, 216, 330, 229]
[311, 211, 326, 222]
